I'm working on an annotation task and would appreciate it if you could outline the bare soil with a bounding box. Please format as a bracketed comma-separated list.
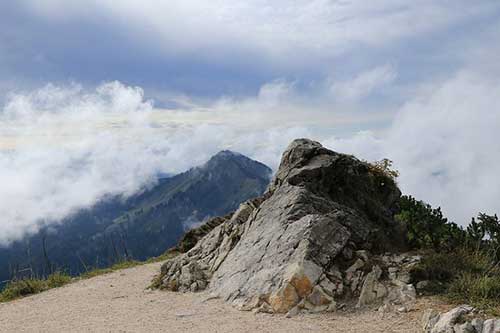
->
[0, 262, 443, 332]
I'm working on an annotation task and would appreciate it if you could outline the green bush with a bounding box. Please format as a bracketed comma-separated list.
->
[411, 250, 493, 284]
[448, 273, 500, 314]
[397, 195, 465, 251]
[409, 248, 500, 313]
[367, 158, 400, 181]
[449, 273, 500, 301]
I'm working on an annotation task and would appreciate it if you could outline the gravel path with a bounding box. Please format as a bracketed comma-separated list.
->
[0, 262, 427, 332]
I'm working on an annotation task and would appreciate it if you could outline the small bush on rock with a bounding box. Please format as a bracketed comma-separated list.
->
[367, 158, 400, 181]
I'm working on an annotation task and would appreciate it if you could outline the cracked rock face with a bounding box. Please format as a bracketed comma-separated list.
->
[157, 138, 407, 313]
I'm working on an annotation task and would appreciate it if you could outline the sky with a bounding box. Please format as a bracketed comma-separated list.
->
[0, 1, 500, 244]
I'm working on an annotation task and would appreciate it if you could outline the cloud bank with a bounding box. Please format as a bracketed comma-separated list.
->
[0, 82, 316, 245]
[1, 67, 499, 245]
[326, 71, 500, 225]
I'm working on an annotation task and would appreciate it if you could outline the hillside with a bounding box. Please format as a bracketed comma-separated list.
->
[0, 151, 271, 284]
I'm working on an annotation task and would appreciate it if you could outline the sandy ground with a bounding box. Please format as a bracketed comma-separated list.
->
[0, 262, 438, 332]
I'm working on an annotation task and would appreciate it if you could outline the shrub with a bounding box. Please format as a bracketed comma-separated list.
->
[409, 248, 500, 313]
[448, 273, 500, 314]
[397, 195, 465, 251]
[367, 158, 400, 181]
[466, 213, 500, 257]
[411, 250, 493, 284]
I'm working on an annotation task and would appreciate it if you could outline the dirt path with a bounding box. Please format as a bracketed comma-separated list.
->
[0, 262, 428, 332]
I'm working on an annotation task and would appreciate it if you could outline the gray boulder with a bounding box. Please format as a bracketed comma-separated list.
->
[422, 305, 478, 333]
[482, 319, 500, 333]
[156, 138, 406, 313]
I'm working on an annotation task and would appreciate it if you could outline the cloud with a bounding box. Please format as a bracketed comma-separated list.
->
[386, 71, 500, 225]
[2, 1, 498, 101]
[1, 64, 500, 245]
[325, 71, 500, 225]
[331, 65, 397, 101]
[0, 81, 319, 245]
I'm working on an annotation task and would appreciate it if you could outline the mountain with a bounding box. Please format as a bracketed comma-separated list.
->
[157, 139, 415, 314]
[0, 151, 271, 284]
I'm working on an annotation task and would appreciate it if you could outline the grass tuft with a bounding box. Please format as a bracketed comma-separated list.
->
[410, 249, 500, 314]
[0, 271, 72, 303]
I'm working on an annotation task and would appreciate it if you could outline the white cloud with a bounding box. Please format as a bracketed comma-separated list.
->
[331, 65, 397, 101]
[325, 71, 500, 225]
[0, 81, 320, 245]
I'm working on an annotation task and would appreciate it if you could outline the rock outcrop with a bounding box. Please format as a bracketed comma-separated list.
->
[422, 305, 500, 333]
[156, 139, 412, 313]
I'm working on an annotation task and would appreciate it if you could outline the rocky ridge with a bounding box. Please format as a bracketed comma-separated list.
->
[156, 139, 419, 314]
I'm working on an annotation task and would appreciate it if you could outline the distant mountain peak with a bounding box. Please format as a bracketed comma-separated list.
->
[206, 150, 245, 164]
[214, 149, 241, 157]
[203, 150, 271, 177]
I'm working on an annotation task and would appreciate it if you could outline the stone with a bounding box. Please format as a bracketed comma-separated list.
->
[396, 271, 412, 284]
[453, 322, 475, 333]
[253, 302, 273, 314]
[285, 305, 300, 318]
[470, 318, 483, 332]
[357, 266, 387, 308]
[350, 271, 365, 293]
[388, 267, 399, 274]
[399, 284, 417, 303]
[156, 138, 404, 313]
[318, 275, 338, 297]
[307, 285, 333, 306]
[482, 319, 500, 333]
[346, 259, 365, 278]
[416, 280, 430, 291]
[428, 305, 474, 333]
[397, 306, 408, 313]
[378, 304, 392, 313]
[355, 250, 370, 262]
[422, 308, 440, 332]
[342, 246, 353, 260]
